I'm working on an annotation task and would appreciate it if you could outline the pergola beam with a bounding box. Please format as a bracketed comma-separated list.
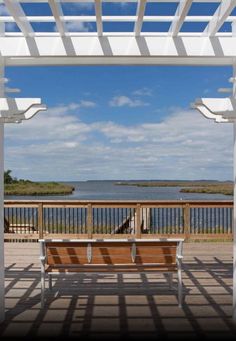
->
[48, 0, 67, 36]
[203, 0, 236, 37]
[4, 0, 34, 37]
[169, 0, 193, 36]
[1, 35, 236, 66]
[95, 0, 103, 36]
[134, 0, 147, 36]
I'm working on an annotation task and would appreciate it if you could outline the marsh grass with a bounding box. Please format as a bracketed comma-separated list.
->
[5, 182, 74, 196]
[116, 181, 233, 196]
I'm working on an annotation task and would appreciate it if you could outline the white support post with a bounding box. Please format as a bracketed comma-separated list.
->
[233, 64, 236, 322]
[0, 58, 5, 323]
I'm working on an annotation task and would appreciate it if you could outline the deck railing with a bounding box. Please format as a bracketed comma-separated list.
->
[3, 200, 233, 241]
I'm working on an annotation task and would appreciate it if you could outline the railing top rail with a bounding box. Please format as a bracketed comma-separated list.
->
[4, 199, 233, 205]
[39, 238, 185, 243]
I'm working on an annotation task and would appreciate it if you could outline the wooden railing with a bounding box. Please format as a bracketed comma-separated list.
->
[3, 200, 233, 241]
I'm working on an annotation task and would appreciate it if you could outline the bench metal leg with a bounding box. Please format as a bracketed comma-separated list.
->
[48, 274, 52, 291]
[177, 268, 182, 308]
[167, 273, 173, 290]
[41, 273, 45, 309]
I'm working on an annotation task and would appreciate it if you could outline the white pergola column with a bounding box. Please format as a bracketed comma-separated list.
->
[0, 66, 46, 322]
[0, 58, 5, 323]
[233, 64, 236, 321]
[192, 65, 236, 321]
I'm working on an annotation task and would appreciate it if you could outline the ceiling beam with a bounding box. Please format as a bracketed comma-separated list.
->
[95, 0, 103, 36]
[203, 0, 236, 36]
[48, 0, 67, 36]
[168, 0, 193, 36]
[1, 35, 236, 66]
[4, 0, 34, 37]
[134, 0, 147, 36]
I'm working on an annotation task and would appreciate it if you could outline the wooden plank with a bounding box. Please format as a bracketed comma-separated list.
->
[87, 204, 93, 239]
[135, 255, 176, 264]
[46, 242, 88, 249]
[135, 204, 141, 238]
[47, 255, 88, 265]
[46, 264, 178, 273]
[38, 202, 43, 239]
[4, 233, 39, 240]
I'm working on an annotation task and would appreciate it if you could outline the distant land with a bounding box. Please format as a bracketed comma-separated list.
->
[115, 180, 233, 196]
[4, 170, 74, 196]
[5, 182, 75, 196]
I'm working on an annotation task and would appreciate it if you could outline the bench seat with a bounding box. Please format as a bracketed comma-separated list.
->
[39, 238, 184, 308]
[46, 264, 178, 273]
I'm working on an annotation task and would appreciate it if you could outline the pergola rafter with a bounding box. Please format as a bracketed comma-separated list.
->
[134, 0, 147, 36]
[168, 0, 193, 36]
[4, 0, 34, 37]
[203, 0, 236, 37]
[48, 0, 67, 36]
[95, 0, 103, 36]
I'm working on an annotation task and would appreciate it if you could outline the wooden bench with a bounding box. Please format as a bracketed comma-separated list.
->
[39, 238, 184, 308]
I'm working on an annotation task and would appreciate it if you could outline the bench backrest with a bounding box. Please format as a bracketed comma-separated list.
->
[41, 240, 183, 266]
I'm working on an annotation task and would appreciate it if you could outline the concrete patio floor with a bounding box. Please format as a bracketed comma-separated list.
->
[0, 242, 235, 339]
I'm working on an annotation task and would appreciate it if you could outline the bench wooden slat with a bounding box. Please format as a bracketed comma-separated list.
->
[46, 264, 178, 273]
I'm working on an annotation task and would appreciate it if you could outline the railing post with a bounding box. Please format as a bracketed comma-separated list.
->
[183, 203, 190, 240]
[38, 203, 44, 239]
[87, 204, 93, 239]
[135, 204, 141, 238]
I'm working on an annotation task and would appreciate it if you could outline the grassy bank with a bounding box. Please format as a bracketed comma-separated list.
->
[116, 181, 233, 196]
[5, 182, 74, 196]
[180, 185, 233, 196]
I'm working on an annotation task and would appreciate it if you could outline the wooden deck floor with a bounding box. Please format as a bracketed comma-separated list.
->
[0, 242, 235, 339]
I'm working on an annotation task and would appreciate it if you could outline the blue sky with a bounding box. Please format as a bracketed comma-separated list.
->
[1, 1, 235, 181]
[4, 65, 233, 181]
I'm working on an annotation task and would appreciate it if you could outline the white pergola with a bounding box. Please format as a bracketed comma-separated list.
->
[1, 0, 236, 323]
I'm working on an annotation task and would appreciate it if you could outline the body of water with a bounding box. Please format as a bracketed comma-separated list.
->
[5, 180, 233, 201]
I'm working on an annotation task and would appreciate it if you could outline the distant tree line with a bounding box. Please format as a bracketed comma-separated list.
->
[4, 170, 32, 184]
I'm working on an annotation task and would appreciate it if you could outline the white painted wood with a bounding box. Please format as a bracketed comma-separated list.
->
[169, 0, 193, 36]
[38, 238, 185, 242]
[134, 0, 147, 36]
[0, 58, 5, 323]
[95, 0, 103, 36]
[0, 98, 42, 114]
[233, 64, 236, 321]
[0, 98, 46, 123]
[0, 0, 227, 3]
[48, 0, 67, 36]
[4, 0, 34, 37]
[1, 15, 236, 24]
[203, 0, 236, 37]
[1, 35, 236, 66]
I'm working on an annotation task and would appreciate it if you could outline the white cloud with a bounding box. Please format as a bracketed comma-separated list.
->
[69, 2, 94, 10]
[4, 105, 233, 181]
[109, 95, 149, 107]
[66, 21, 93, 32]
[132, 87, 153, 97]
[79, 100, 96, 108]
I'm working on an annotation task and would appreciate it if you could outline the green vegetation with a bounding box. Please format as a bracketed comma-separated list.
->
[4, 170, 74, 196]
[180, 185, 233, 196]
[116, 181, 233, 196]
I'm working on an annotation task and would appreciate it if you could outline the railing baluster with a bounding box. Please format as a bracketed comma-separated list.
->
[3, 200, 233, 241]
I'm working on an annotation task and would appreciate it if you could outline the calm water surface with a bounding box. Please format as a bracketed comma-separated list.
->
[5, 181, 233, 201]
